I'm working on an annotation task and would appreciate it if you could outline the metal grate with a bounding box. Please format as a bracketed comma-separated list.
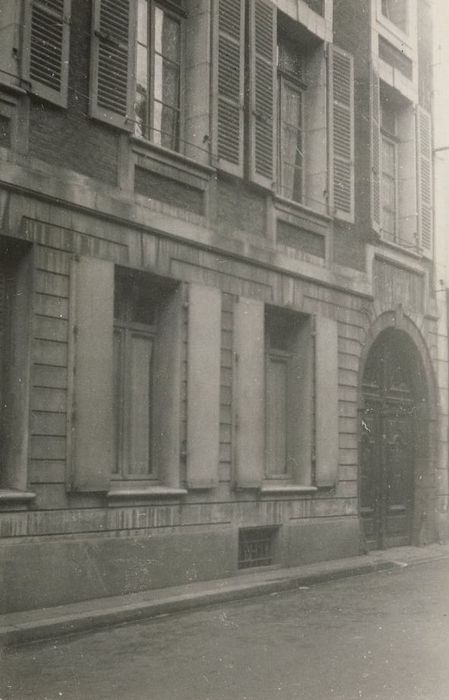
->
[238, 527, 276, 569]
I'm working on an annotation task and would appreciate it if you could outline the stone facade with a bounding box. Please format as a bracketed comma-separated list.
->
[0, 0, 446, 614]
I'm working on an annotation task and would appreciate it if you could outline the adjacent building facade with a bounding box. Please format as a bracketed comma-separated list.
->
[0, 0, 446, 614]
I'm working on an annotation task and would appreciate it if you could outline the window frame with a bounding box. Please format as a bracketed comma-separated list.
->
[380, 0, 409, 35]
[381, 129, 399, 241]
[265, 346, 293, 480]
[134, 0, 186, 154]
[277, 73, 306, 206]
[112, 271, 169, 485]
[263, 307, 309, 485]
[0, 241, 34, 502]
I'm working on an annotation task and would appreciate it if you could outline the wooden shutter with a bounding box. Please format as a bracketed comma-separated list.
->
[417, 106, 433, 257]
[329, 45, 354, 222]
[90, 0, 135, 130]
[370, 64, 381, 232]
[315, 316, 339, 488]
[233, 297, 264, 489]
[69, 257, 114, 492]
[248, 0, 277, 189]
[187, 284, 221, 489]
[0, 267, 7, 349]
[153, 287, 183, 489]
[215, 0, 245, 175]
[23, 0, 72, 107]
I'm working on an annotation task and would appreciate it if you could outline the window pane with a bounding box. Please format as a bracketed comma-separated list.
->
[137, 0, 148, 45]
[129, 334, 153, 476]
[281, 164, 303, 203]
[135, 44, 149, 138]
[153, 55, 180, 109]
[382, 0, 407, 32]
[161, 13, 180, 63]
[154, 7, 181, 62]
[152, 103, 179, 150]
[279, 81, 304, 202]
[266, 356, 288, 476]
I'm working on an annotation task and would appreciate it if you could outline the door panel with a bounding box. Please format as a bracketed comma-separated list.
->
[360, 336, 416, 550]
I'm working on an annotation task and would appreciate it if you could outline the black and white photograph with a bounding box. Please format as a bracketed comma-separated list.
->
[0, 0, 449, 697]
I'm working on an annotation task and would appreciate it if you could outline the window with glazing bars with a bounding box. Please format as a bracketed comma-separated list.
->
[135, 0, 184, 150]
[381, 100, 398, 241]
[381, 0, 408, 33]
[113, 270, 174, 480]
[277, 37, 306, 204]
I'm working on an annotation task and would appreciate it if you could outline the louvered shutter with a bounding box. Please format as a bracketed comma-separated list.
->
[233, 297, 264, 489]
[23, 0, 72, 107]
[89, 0, 135, 130]
[315, 316, 339, 488]
[248, 0, 277, 189]
[370, 64, 381, 233]
[215, 0, 245, 175]
[329, 45, 354, 222]
[70, 257, 114, 492]
[417, 106, 433, 257]
[0, 268, 6, 350]
[186, 284, 221, 489]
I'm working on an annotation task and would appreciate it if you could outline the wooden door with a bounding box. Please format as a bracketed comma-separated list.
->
[360, 336, 416, 549]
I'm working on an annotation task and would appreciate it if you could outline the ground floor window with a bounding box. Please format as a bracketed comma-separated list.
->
[265, 307, 309, 481]
[113, 268, 177, 482]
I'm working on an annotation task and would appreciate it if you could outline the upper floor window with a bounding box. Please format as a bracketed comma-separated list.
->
[381, 0, 408, 33]
[277, 38, 306, 204]
[135, 0, 183, 150]
[275, 22, 331, 215]
[380, 100, 398, 240]
[90, 0, 210, 165]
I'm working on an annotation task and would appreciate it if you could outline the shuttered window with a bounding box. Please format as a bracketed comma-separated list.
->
[0, 244, 33, 494]
[134, 1, 183, 149]
[23, 0, 72, 107]
[329, 45, 354, 222]
[113, 269, 177, 481]
[417, 107, 433, 257]
[249, 0, 277, 188]
[264, 308, 313, 484]
[216, 0, 245, 175]
[376, 85, 420, 251]
[277, 38, 305, 204]
[90, 0, 135, 129]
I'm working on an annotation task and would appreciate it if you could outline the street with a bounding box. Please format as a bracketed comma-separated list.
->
[1, 557, 449, 700]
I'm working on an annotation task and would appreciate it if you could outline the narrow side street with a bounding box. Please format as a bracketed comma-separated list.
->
[2, 558, 449, 700]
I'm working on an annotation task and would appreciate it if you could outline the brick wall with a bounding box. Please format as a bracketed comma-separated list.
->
[28, 0, 119, 186]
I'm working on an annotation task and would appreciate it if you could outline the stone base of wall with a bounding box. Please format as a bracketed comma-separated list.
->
[0, 517, 360, 614]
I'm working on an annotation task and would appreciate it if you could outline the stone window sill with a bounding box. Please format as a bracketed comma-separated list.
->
[107, 487, 188, 500]
[0, 489, 36, 503]
[260, 484, 318, 496]
[131, 136, 215, 178]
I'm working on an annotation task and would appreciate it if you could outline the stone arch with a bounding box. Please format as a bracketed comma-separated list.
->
[358, 310, 438, 548]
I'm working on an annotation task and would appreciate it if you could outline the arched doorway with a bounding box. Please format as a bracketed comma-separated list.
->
[360, 326, 430, 550]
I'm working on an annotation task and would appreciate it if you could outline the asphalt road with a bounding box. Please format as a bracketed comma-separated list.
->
[2, 557, 449, 700]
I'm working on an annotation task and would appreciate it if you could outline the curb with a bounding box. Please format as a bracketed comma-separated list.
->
[0, 559, 398, 647]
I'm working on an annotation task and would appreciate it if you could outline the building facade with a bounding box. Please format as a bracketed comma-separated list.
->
[0, 0, 446, 614]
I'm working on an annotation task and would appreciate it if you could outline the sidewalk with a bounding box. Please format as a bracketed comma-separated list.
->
[2, 543, 449, 647]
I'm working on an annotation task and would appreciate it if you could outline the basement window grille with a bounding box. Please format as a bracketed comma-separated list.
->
[238, 527, 276, 569]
